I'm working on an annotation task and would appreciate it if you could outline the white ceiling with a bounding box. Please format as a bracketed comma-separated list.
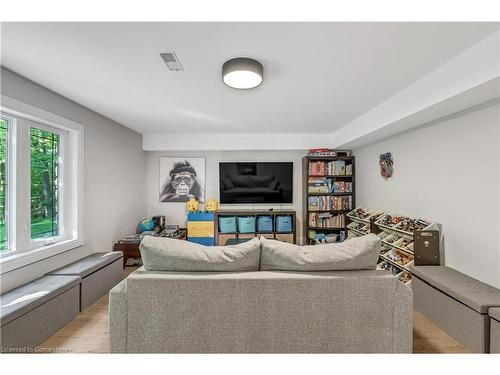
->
[1, 22, 498, 135]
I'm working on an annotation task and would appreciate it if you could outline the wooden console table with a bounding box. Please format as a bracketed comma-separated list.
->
[113, 229, 187, 268]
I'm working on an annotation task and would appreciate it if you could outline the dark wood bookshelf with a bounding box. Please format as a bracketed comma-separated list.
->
[303, 154, 355, 245]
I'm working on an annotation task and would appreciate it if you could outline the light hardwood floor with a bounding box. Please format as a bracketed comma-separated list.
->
[37, 268, 469, 354]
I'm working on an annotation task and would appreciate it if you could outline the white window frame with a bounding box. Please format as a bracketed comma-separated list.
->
[0, 95, 84, 273]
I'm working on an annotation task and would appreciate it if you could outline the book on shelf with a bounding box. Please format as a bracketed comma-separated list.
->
[308, 195, 353, 211]
[308, 160, 352, 176]
[308, 212, 345, 228]
[308, 178, 352, 194]
[332, 181, 352, 193]
[345, 163, 353, 175]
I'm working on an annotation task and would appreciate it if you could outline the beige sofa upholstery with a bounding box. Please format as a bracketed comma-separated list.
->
[109, 267, 412, 353]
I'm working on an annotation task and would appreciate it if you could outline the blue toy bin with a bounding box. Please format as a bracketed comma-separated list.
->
[275, 215, 293, 232]
[218, 216, 237, 233]
[256, 215, 273, 232]
[237, 216, 256, 233]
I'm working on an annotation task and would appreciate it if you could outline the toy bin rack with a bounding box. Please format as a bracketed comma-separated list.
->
[346, 207, 441, 286]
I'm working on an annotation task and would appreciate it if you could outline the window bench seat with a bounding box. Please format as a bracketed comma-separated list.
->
[48, 252, 123, 310]
[411, 266, 500, 353]
[0, 251, 123, 352]
[0, 275, 81, 351]
[490, 308, 500, 353]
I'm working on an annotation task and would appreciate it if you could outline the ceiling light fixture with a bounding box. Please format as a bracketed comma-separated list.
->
[222, 57, 263, 89]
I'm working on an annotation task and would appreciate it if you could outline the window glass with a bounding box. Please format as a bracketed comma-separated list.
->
[30, 127, 60, 239]
[0, 118, 7, 251]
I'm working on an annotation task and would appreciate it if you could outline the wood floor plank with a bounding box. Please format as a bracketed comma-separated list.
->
[36, 268, 469, 354]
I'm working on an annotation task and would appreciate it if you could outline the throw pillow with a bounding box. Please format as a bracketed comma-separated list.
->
[260, 234, 381, 271]
[140, 236, 261, 271]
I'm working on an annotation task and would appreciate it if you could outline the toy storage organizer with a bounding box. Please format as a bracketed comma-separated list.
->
[215, 210, 296, 245]
[187, 212, 215, 246]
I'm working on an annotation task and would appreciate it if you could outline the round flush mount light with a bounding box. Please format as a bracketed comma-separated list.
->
[222, 57, 263, 89]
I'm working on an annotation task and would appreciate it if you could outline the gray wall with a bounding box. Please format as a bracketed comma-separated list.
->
[353, 102, 500, 288]
[1, 67, 147, 292]
[146, 150, 306, 244]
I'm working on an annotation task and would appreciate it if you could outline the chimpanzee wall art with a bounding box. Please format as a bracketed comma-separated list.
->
[159, 157, 205, 202]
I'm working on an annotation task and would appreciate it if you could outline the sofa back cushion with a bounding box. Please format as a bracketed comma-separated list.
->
[260, 234, 381, 271]
[140, 236, 261, 271]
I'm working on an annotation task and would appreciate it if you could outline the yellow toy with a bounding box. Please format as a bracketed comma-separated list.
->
[205, 197, 218, 212]
[186, 196, 199, 212]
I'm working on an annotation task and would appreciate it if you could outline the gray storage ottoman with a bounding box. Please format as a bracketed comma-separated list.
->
[1, 275, 80, 352]
[490, 308, 500, 353]
[48, 252, 123, 311]
[411, 266, 500, 353]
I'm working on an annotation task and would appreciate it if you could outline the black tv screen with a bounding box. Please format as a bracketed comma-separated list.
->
[219, 162, 293, 204]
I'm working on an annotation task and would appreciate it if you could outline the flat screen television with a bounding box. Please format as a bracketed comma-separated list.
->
[219, 162, 293, 204]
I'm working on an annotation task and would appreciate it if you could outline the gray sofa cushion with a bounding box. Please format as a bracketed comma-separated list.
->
[489, 307, 500, 321]
[411, 266, 500, 314]
[260, 233, 381, 271]
[140, 236, 261, 271]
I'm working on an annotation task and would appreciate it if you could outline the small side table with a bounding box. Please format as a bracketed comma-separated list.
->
[113, 241, 141, 268]
[113, 229, 187, 268]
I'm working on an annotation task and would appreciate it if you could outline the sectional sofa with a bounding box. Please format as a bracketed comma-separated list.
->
[109, 234, 413, 353]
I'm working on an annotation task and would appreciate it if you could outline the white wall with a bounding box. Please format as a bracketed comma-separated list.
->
[0, 67, 147, 292]
[146, 150, 306, 244]
[353, 102, 500, 288]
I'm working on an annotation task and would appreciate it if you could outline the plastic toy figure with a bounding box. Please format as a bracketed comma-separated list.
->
[205, 198, 218, 212]
[186, 195, 199, 212]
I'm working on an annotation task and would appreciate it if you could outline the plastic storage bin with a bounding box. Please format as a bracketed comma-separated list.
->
[237, 216, 256, 233]
[218, 216, 237, 233]
[275, 215, 293, 233]
[256, 215, 273, 232]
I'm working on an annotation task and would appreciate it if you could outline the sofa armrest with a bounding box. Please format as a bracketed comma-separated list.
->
[393, 282, 413, 353]
[108, 279, 128, 353]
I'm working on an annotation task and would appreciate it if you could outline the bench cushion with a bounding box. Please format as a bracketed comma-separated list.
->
[48, 252, 122, 278]
[0, 275, 80, 326]
[411, 266, 500, 313]
[490, 307, 500, 322]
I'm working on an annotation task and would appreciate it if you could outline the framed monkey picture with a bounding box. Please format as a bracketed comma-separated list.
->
[159, 157, 205, 203]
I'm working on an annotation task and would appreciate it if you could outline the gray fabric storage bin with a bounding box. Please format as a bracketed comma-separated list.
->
[490, 308, 500, 353]
[1, 275, 80, 351]
[48, 252, 123, 310]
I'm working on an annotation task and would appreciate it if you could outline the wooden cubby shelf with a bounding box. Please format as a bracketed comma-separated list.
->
[214, 210, 297, 246]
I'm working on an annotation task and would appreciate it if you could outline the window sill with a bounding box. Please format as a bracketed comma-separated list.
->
[0, 238, 84, 274]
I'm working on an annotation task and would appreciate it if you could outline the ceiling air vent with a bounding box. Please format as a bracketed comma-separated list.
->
[160, 51, 183, 71]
